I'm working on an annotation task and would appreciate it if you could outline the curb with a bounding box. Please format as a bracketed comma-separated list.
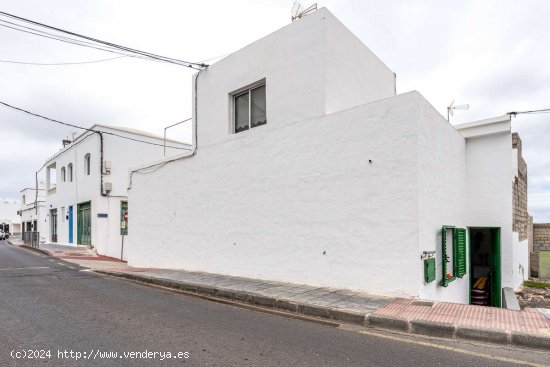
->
[94, 270, 368, 326]
[20, 245, 52, 257]
[6, 240, 53, 257]
[367, 315, 550, 351]
[93, 270, 550, 351]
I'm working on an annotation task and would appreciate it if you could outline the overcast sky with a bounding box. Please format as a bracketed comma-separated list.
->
[0, 0, 548, 221]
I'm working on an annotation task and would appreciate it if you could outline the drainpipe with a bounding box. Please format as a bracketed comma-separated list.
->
[98, 131, 107, 197]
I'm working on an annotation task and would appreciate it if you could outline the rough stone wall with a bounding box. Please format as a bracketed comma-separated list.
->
[534, 223, 550, 252]
[513, 133, 529, 241]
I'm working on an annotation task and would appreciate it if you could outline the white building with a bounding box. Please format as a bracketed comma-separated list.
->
[0, 198, 21, 235]
[126, 8, 529, 306]
[41, 124, 189, 259]
[20, 182, 47, 240]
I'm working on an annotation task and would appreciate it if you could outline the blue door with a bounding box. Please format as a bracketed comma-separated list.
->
[68, 206, 73, 243]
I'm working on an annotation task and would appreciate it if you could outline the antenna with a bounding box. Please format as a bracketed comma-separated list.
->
[291, 1, 318, 21]
[447, 100, 469, 121]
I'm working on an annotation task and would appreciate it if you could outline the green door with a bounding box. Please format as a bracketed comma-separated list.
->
[77, 202, 92, 246]
[490, 228, 501, 308]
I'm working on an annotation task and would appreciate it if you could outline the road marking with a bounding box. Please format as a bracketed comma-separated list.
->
[79, 269, 92, 272]
[57, 262, 65, 266]
[349, 328, 548, 367]
[0, 266, 50, 271]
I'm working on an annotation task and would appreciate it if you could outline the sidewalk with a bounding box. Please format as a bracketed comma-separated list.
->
[92, 266, 550, 350]
[8, 237, 120, 261]
[6, 237, 550, 350]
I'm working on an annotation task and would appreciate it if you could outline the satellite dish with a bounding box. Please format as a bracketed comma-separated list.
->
[291, 1, 318, 21]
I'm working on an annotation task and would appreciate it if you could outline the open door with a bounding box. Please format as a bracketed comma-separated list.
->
[469, 227, 501, 307]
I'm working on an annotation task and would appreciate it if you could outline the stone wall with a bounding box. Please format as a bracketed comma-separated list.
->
[534, 223, 550, 252]
[513, 133, 529, 241]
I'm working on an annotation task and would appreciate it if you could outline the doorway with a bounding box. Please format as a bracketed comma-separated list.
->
[77, 202, 91, 246]
[50, 209, 58, 242]
[469, 228, 501, 307]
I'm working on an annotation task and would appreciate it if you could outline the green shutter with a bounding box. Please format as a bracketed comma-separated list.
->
[454, 228, 466, 278]
[440, 225, 455, 287]
[120, 201, 128, 235]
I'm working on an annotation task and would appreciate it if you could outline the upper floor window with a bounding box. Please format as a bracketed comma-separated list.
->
[61, 167, 66, 182]
[68, 163, 73, 182]
[22, 195, 25, 205]
[84, 154, 91, 176]
[234, 83, 266, 133]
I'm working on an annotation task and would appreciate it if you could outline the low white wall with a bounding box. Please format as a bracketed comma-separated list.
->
[128, 92, 424, 297]
[512, 232, 529, 289]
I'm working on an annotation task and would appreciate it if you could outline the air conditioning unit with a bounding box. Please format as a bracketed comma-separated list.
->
[104, 182, 113, 192]
[103, 160, 112, 174]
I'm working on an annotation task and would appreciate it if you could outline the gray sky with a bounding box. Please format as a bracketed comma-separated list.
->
[0, 0, 548, 221]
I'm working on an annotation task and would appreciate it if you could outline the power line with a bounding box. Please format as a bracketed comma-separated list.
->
[0, 22, 144, 60]
[0, 22, 154, 61]
[0, 100, 191, 150]
[507, 108, 550, 116]
[0, 55, 126, 66]
[0, 11, 208, 70]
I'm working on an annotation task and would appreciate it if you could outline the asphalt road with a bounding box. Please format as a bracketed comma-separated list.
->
[0, 241, 548, 367]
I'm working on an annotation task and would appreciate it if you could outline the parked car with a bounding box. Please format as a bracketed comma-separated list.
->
[0, 231, 5, 240]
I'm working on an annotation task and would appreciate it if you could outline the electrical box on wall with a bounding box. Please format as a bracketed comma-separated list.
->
[103, 160, 112, 174]
[104, 182, 112, 192]
[424, 258, 436, 283]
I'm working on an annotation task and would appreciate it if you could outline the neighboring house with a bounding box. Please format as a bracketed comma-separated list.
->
[41, 124, 189, 259]
[0, 198, 21, 235]
[20, 181, 47, 241]
[126, 8, 529, 306]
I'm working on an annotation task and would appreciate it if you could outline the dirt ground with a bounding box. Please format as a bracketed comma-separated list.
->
[516, 279, 550, 309]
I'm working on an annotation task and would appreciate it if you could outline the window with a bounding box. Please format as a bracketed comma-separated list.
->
[22, 195, 25, 205]
[84, 154, 91, 176]
[68, 163, 73, 182]
[233, 83, 266, 133]
[440, 225, 467, 287]
[61, 167, 66, 182]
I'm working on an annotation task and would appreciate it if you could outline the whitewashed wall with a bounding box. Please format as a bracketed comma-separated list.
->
[464, 133, 514, 289]
[128, 92, 435, 297]
[416, 96, 468, 303]
[44, 126, 187, 258]
[194, 8, 395, 149]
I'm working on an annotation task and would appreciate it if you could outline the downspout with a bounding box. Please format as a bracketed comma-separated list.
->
[127, 69, 203, 190]
[98, 131, 107, 197]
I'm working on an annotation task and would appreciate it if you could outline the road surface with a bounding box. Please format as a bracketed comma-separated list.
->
[0, 241, 547, 366]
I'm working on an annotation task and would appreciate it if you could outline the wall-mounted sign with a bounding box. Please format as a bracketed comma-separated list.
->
[97, 213, 108, 218]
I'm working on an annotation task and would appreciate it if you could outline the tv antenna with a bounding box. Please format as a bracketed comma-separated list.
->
[447, 99, 469, 121]
[291, 1, 318, 21]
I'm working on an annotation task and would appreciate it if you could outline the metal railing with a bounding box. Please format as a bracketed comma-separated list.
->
[22, 231, 40, 248]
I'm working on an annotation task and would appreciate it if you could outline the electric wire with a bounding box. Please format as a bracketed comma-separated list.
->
[0, 11, 207, 69]
[0, 101, 191, 151]
[0, 22, 152, 61]
[0, 55, 126, 65]
[507, 108, 550, 116]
